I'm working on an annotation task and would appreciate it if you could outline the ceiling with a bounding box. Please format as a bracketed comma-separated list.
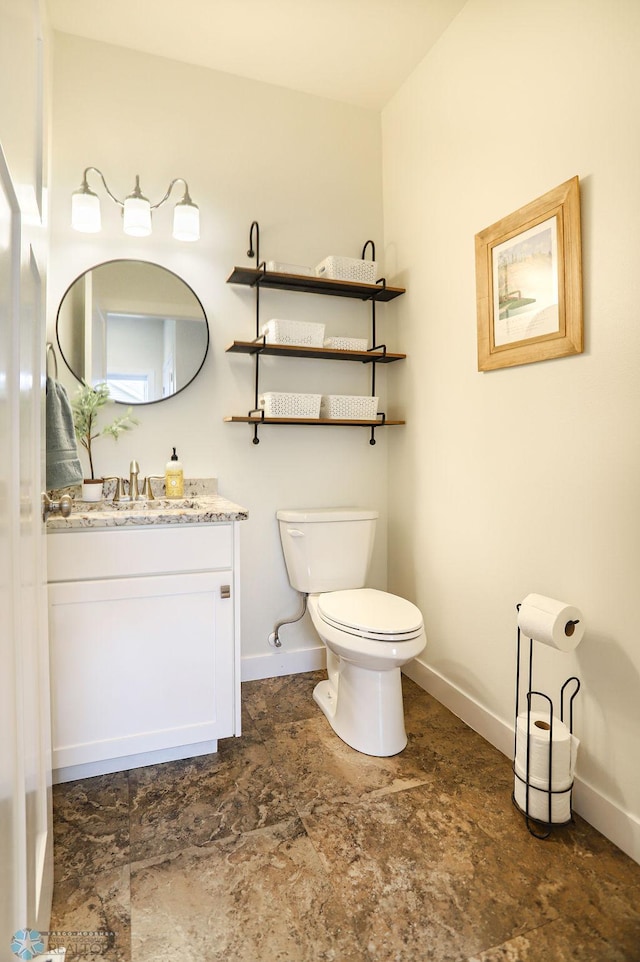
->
[46, 0, 467, 110]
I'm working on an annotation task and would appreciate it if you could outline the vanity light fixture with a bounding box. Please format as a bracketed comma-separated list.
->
[71, 167, 200, 242]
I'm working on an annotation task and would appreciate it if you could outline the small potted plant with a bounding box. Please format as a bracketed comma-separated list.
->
[71, 381, 138, 501]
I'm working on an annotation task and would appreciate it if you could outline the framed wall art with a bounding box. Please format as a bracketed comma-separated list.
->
[475, 176, 583, 371]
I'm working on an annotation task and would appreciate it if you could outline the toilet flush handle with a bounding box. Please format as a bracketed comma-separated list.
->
[286, 528, 305, 538]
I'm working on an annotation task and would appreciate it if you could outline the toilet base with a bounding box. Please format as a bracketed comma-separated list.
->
[313, 659, 407, 757]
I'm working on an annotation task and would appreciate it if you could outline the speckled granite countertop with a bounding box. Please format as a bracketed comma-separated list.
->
[46, 478, 248, 530]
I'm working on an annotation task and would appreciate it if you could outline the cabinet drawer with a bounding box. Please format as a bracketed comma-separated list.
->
[47, 523, 234, 581]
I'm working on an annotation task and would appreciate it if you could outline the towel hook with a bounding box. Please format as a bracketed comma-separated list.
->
[46, 342, 58, 379]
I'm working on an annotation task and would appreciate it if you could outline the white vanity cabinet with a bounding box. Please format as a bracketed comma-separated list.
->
[47, 522, 241, 783]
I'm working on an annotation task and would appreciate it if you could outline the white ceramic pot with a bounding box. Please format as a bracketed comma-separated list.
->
[81, 479, 104, 502]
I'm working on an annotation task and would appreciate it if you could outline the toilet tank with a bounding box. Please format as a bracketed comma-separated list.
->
[276, 507, 378, 593]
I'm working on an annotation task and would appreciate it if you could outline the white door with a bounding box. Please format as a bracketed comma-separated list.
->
[0, 136, 52, 953]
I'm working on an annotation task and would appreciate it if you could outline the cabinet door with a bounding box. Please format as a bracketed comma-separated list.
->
[48, 570, 234, 771]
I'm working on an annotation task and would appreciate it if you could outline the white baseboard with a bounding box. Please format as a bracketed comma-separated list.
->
[403, 657, 640, 866]
[241, 644, 326, 682]
[52, 739, 218, 784]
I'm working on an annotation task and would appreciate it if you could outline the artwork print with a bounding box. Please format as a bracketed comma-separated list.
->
[493, 216, 559, 348]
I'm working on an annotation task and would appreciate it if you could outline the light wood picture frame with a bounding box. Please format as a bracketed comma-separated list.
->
[475, 176, 583, 371]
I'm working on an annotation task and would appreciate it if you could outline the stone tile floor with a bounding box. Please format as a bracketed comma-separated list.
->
[51, 672, 640, 961]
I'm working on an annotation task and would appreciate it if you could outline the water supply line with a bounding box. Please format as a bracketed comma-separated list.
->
[269, 592, 308, 648]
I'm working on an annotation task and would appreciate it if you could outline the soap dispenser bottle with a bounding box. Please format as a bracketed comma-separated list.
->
[165, 447, 184, 499]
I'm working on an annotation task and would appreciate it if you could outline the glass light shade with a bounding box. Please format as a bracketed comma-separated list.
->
[123, 196, 152, 236]
[71, 189, 101, 233]
[173, 201, 200, 242]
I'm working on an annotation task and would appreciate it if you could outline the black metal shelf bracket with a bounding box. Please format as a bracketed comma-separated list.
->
[360, 241, 385, 397]
[246, 221, 266, 337]
[361, 239, 375, 261]
[246, 407, 265, 445]
[247, 220, 260, 265]
[369, 411, 387, 446]
[513, 605, 581, 839]
[366, 343, 387, 403]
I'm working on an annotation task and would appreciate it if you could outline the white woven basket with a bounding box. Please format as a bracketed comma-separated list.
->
[265, 261, 314, 276]
[320, 395, 379, 420]
[315, 256, 377, 284]
[262, 318, 325, 347]
[259, 392, 322, 418]
[324, 336, 369, 352]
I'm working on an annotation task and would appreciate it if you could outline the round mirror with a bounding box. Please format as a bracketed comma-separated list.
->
[56, 259, 209, 405]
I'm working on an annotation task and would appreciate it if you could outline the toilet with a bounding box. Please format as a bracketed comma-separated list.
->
[276, 507, 426, 756]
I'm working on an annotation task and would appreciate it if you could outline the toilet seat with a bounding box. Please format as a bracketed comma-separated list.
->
[317, 588, 423, 642]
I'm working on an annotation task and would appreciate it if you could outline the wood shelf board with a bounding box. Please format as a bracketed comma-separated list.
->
[225, 340, 406, 363]
[226, 267, 405, 302]
[224, 416, 405, 426]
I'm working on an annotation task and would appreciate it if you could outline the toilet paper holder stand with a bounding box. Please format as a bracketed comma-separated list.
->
[513, 613, 581, 839]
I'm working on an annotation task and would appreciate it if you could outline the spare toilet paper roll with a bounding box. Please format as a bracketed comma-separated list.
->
[517, 593, 584, 651]
[514, 711, 579, 824]
[514, 773, 572, 824]
[515, 711, 579, 789]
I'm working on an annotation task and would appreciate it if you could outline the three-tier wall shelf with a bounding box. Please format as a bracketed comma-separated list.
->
[224, 222, 407, 445]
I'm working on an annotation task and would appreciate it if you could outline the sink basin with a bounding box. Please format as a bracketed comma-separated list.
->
[110, 497, 201, 510]
[78, 496, 206, 512]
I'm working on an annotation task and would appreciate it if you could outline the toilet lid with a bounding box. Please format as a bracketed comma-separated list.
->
[318, 588, 423, 639]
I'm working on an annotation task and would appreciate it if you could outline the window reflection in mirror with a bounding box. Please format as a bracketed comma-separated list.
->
[56, 260, 209, 404]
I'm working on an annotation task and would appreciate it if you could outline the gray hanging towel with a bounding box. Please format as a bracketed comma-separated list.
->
[46, 376, 83, 489]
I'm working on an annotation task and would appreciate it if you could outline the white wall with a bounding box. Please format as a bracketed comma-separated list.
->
[48, 33, 392, 678]
[383, 0, 640, 861]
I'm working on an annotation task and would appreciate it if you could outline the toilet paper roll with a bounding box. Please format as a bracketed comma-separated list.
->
[514, 711, 579, 790]
[513, 772, 572, 824]
[517, 593, 584, 651]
